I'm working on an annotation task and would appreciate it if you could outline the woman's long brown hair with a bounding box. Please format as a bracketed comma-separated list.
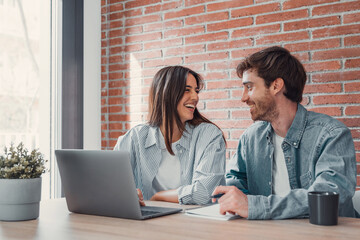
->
[148, 66, 225, 155]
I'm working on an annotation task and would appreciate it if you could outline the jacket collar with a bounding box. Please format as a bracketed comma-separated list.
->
[144, 123, 193, 151]
[265, 104, 308, 148]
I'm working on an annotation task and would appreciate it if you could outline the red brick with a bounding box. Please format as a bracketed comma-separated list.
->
[125, 0, 161, 9]
[185, 0, 215, 7]
[284, 16, 340, 31]
[185, 31, 228, 44]
[109, 9, 142, 21]
[108, 97, 130, 105]
[108, 106, 123, 114]
[109, 114, 129, 123]
[207, 80, 242, 90]
[164, 6, 204, 20]
[345, 82, 360, 92]
[232, 110, 251, 118]
[232, 47, 263, 59]
[337, 118, 360, 128]
[125, 32, 162, 43]
[345, 36, 360, 46]
[144, 38, 182, 50]
[109, 63, 128, 72]
[232, 24, 280, 38]
[208, 39, 253, 51]
[125, 14, 161, 26]
[207, 0, 252, 12]
[108, 72, 124, 80]
[185, 11, 229, 25]
[109, 37, 123, 46]
[214, 119, 254, 129]
[304, 60, 341, 72]
[109, 80, 129, 88]
[313, 24, 360, 38]
[230, 129, 245, 139]
[256, 31, 309, 45]
[208, 18, 253, 32]
[144, 19, 183, 32]
[345, 58, 360, 69]
[304, 83, 342, 94]
[257, 9, 308, 25]
[202, 71, 229, 81]
[352, 130, 360, 139]
[312, 71, 360, 83]
[312, 1, 360, 16]
[231, 3, 280, 18]
[164, 25, 204, 38]
[344, 12, 360, 24]
[126, 50, 162, 60]
[185, 52, 229, 64]
[313, 94, 360, 105]
[108, 55, 124, 64]
[284, 39, 340, 52]
[199, 90, 229, 100]
[283, 0, 339, 10]
[207, 61, 237, 71]
[313, 48, 360, 61]
[109, 3, 123, 12]
[346, 106, 360, 116]
[109, 20, 124, 29]
[307, 107, 342, 117]
[144, 1, 181, 14]
[143, 57, 183, 68]
[202, 110, 229, 120]
[295, 52, 312, 63]
[165, 44, 205, 57]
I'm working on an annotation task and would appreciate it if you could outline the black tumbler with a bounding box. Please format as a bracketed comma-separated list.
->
[308, 191, 339, 226]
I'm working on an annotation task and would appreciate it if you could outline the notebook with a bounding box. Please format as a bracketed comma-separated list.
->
[185, 204, 241, 221]
[55, 149, 182, 220]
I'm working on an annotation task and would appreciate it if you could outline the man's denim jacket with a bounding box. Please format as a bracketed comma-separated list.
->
[226, 104, 357, 219]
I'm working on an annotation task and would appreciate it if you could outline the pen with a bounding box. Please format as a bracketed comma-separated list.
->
[211, 193, 225, 199]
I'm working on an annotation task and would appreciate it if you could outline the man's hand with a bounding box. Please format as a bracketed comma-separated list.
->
[137, 188, 145, 206]
[212, 186, 249, 218]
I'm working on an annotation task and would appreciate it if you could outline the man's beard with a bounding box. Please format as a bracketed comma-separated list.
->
[249, 92, 278, 122]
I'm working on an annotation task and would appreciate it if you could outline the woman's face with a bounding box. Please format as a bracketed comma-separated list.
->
[177, 74, 199, 124]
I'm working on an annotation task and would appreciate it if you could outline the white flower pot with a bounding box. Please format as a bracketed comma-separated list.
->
[0, 178, 42, 221]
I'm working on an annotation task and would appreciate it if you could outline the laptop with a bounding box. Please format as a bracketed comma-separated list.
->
[55, 149, 182, 220]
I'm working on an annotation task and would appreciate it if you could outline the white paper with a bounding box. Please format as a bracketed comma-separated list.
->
[185, 204, 241, 221]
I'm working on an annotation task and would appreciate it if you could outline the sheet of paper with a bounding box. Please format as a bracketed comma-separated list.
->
[185, 204, 241, 221]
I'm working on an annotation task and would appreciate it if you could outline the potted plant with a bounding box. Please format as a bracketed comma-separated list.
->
[0, 142, 47, 221]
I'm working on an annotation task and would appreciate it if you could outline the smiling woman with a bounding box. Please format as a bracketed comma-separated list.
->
[114, 66, 226, 205]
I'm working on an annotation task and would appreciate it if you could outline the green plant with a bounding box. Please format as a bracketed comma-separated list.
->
[0, 142, 47, 179]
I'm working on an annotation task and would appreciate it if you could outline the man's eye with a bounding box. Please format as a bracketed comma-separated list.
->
[195, 90, 200, 93]
[246, 85, 252, 90]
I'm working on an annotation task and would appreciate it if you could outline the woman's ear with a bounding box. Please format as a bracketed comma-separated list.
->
[271, 78, 285, 95]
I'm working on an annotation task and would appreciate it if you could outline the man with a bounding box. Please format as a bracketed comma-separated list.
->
[212, 46, 357, 219]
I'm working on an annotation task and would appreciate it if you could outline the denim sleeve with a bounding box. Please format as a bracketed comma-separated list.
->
[225, 136, 249, 194]
[178, 131, 226, 205]
[247, 127, 356, 220]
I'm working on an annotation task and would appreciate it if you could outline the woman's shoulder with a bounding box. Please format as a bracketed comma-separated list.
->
[190, 122, 222, 136]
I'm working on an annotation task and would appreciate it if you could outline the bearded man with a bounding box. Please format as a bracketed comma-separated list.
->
[212, 46, 357, 219]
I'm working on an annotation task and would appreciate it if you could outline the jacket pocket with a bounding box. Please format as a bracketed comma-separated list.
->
[300, 171, 312, 189]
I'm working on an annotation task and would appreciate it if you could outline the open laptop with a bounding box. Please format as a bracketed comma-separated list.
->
[55, 149, 182, 220]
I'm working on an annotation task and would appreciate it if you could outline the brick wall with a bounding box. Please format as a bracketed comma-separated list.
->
[101, 0, 360, 188]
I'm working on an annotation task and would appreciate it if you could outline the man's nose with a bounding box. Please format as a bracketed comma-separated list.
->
[241, 90, 249, 102]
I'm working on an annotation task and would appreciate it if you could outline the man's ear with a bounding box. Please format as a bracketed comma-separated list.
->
[271, 78, 284, 95]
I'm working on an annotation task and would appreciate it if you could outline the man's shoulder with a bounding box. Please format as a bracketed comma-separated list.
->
[306, 110, 348, 132]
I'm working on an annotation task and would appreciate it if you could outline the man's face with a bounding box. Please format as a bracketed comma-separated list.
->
[241, 69, 278, 122]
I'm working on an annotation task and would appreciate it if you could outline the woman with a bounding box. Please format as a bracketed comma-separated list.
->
[114, 66, 226, 205]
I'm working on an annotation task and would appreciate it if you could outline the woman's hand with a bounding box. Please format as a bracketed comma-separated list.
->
[150, 189, 179, 203]
[137, 188, 145, 206]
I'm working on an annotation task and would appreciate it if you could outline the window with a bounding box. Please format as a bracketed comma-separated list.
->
[0, 0, 54, 199]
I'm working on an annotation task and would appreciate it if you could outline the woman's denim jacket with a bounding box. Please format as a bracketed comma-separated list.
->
[226, 104, 357, 219]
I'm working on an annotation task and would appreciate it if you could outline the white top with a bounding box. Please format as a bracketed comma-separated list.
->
[153, 140, 181, 192]
[272, 133, 291, 197]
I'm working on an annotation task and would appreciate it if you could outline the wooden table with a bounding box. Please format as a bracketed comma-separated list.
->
[1, 198, 359, 239]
